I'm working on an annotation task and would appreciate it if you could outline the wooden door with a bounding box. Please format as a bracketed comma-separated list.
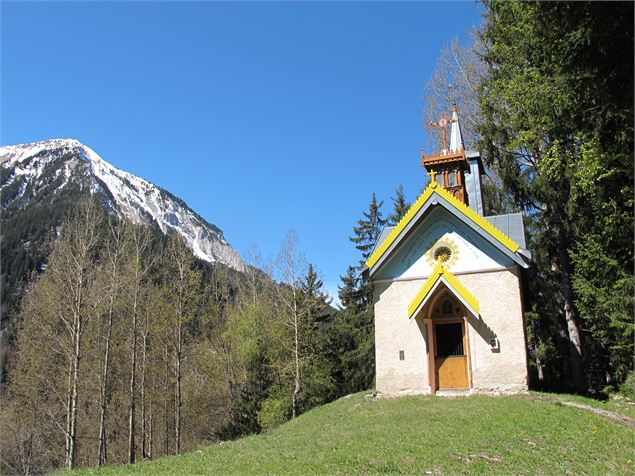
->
[435, 322, 468, 389]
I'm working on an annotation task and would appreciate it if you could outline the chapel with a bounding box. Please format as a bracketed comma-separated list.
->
[364, 106, 531, 395]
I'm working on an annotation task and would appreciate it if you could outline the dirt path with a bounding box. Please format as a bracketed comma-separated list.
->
[528, 393, 635, 429]
[557, 400, 635, 429]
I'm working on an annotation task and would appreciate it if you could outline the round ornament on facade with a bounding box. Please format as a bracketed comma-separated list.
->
[427, 239, 459, 268]
[434, 246, 452, 263]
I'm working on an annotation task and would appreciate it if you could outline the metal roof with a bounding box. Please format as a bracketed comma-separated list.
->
[374, 213, 527, 254]
[484, 213, 526, 249]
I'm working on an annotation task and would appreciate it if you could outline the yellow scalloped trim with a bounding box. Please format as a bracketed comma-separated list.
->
[426, 237, 459, 268]
[407, 264, 480, 319]
[433, 184, 520, 253]
[366, 183, 437, 269]
[365, 181, 520, 270]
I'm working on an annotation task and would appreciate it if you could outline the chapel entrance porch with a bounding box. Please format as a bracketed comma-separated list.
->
[424, 291, 472, 393]
[435, 321, 469, 389]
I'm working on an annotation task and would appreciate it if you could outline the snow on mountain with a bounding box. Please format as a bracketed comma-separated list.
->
[0, 138, 245, 271]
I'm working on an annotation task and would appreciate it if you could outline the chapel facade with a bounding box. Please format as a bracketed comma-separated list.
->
[364, 106, 530, 395]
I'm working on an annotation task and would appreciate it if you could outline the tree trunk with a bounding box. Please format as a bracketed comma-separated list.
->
[140, 312, 149, 460]
[175, 316, 182, 455]
[97, 300, 114, 466]
[291, 288, 300, 419]
[164, 345, 170, 456]
[66, 317, 81, 470]
[555, 225, 586, 392]
[128, 289, 139, 464]
[148, 399, 154, 460]
[536, 356, 545, 382]
[65, 354, 74, 469]
[66, 269, 85, 470]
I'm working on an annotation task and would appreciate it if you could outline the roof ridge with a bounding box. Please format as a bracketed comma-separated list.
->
[432, 184, 520, 253]
[365, 181, 520, 271]
[407, 264, 480, 319]
[365, 185, 435, 268]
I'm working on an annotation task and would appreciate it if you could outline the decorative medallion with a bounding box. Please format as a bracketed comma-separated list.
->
[427, 238, 459, 268]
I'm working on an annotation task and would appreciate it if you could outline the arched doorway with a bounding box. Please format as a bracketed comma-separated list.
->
[427, 291, 471, 391]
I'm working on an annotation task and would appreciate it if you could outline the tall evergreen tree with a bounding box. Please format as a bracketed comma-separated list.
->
[337, 266, 362, 314]
[388, 185, 410, 226]
[478, 0, 634, 392]
[350, 193, 387, 266]
[301, 263, 331, 319]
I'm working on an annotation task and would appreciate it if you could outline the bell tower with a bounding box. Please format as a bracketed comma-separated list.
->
[422, 104, 485, 215]
[422, 104, 469, 203]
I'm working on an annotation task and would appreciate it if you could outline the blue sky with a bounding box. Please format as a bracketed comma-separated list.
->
[2, 1, 483, 303]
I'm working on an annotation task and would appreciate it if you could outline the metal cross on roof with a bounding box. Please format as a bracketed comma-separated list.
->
[430, 112, 457, 152]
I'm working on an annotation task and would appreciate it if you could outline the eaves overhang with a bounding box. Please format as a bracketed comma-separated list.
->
[366, 182, 528, 277]
[407, 264, 480, 320]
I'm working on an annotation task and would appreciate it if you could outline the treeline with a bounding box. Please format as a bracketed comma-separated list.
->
[479, 1, 633, 394]
[0, 197, 383, 474]
[425, 1, 633, 394]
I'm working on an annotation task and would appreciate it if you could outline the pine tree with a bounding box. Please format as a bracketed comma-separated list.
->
[297, 263, 334, 410]
[388, 185, 410, 226]
[350, 193, 387, 265]
[478, 0, 634, 392]
[301, 263, 330, 321]
[337, 266, 362, 314]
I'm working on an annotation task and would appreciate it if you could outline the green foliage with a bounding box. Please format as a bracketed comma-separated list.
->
[325, 307, 375, 395]
[478, 0, 634, 392]
[257, 396, 290, 432]
[350, 193, 387, 265]
[216, 301, 274, 439]
[618, 372, 635, 401]
[324, 192, 388, 398]
[387, 185, 409, 226]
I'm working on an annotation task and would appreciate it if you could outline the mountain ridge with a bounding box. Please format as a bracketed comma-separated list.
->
[0, 138, 245, 271]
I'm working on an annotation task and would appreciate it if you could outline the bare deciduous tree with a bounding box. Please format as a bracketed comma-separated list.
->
[97, 218, 127, 466]
[276, 230, 307, 419]
[125, 224, 155, 464]
[422, 30, 486, 151]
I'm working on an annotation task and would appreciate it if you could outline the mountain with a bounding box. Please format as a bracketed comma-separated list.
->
[1, 138, 244, 269]
[0, 138, 245, 322]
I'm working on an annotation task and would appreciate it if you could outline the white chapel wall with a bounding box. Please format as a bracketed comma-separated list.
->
[372, 206, 529, 395]
[374, 279, 431, 395]
[374, 268, 528, 395]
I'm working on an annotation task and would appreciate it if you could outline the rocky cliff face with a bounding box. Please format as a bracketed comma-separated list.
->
[0, 138, 245, 271]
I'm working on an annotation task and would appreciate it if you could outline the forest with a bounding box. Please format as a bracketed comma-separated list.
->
[0, 197, 381, 473]
[1, 1, 633, 474]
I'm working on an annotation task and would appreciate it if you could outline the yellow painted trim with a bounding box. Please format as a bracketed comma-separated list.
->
[366, 184, 436, 269]
[407, 264, 444, 318]
[407, 264, 480, 319]
[433, 184, 520, 253]
[365, 182, 520, 270]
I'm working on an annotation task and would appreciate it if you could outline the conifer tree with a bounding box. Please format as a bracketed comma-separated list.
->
[337, 266, 362, 314]
[297, 263, 334, 407]
[301, 263, 330, 321]
[478, 0, 633, 391]
[350, 193, 387, 266]
[388, 185, 410, 226]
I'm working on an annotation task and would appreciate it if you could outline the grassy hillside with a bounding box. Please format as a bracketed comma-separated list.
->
[72, 392, 634, 475]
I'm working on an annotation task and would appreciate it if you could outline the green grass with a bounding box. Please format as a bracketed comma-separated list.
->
[70, 392, 634, 475]
[534, 391, 635, 420]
